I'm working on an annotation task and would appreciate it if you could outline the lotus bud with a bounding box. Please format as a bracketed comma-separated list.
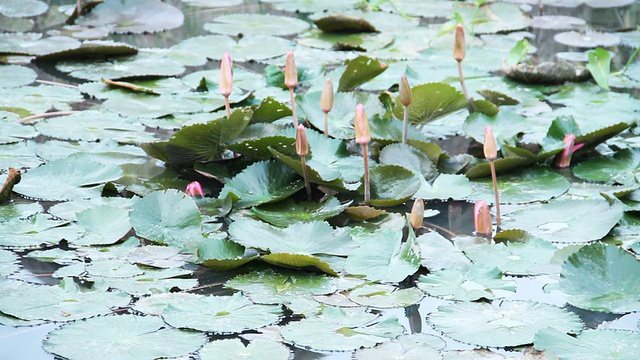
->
[185, 181, 204, 197]
[409, 198, 424, 230]
[321, 78, 334, 113]
[284, 50, 298, 89]
[556, 134, 577, 168]
[219, 53, 233, 97]
[296, 124, 309, 157]
[474, 200, 492, 236]
[399, 74, 412, 107]
[483, 126, 497, 161]
[453, 23, 466, 62]
[354, 104, 370, 145]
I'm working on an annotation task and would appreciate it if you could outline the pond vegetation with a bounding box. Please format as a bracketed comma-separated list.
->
[0, 0, 640, 359]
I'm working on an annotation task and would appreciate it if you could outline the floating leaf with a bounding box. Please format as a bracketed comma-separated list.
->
[559, 242, 640, 313]
[338, 56, 388, 92]
[43, 315, 206, 360]
[368, 165, 421, 207]
[502, 198, 624, 243]
[355, 333, 445, 359]
[429, 301, 583, 347]
[219, 160, 304, 208]
[0, 33, 80, 56]
[417, 231, 471, 271]
[174, 34, 293, 62]
[464, 238, 559, 276]
[199, 339, 291, 360]
[251, 197, 351, 227]
[555, 31, 620, 48]
[573, 148, 640, 185]
[0, 65, 36, 87]
[197, 237, 257, 271]
[348, 283, 423, 308]
[129, 189, 205, 252]
[418, 265, 516, 301]
[76, 0, 184, 34]
[205, 13, 309, 36]
[0, 249, 19, 277]
[92, 267, 197, 296]
[73, 205, 132, 246]
[468, 167, 570, 204]
[161, 292, 282, 334]
[0, 214, 82, 248]
[393, 82, 467, 125]
[313, 14, 378, 33]
[586, 47, 611, 90]
[455, 2, 532, 34]
[534, 327, 640, 360]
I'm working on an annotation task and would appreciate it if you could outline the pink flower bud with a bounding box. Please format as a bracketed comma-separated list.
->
[453, 23, 466, 62]
[399, 74, 412, 107]
[474, 200, 492, 236]
[296, 124, 309, 157]
[321, 78, 334, 113]
[556, 134, 577, 168]
[409, 198, 424, 230]
[185, 181, 204, 197]
[284, 50, 298, 89]
[354, 104, 370, 145]
[219, 53, 233, 97]
[483, 125, 497, 161]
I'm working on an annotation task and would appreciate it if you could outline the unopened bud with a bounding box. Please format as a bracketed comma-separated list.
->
[284, 50, 298, 89]
[219, 53, 233, 97]
[556, 134, 576, 168]
[483, 125, 497, 161]
[296, 124, 309, 157]
[399, 74, 412, 107]
[321, 78, 334, 113]
[474, 200, 492, 236]
[185, 181, 204, 197]
[354, 104, 370, 145]
[453, 23, 466, 62]
[409, 198, 424, 230]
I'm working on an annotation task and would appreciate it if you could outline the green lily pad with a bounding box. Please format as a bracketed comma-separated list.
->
[464, 238, 559, 276]
[0, 278, 130, 322]
[197, 238, 257, 271]
[418, 265, 516, 301]
[416, 174, 474, 201]
[229, 218, 354, 256]
[355, 333, 445, 360]
[43, 315, 206, 360]
[127, 245, 188, 268]
[337, 56, 388, 92]
[91, 267, 197, 296]
[468, 167, 570, 204]
[161, 292, 282, 334]
[0, 213, 83, 249]
[312, 13, 377, 33]
[393, 82, 467, 126]
[13, 156, 123, 201]
[199, 339, 291, 360]
[261, 252, 343, 276]
[345, 226, 421, 282]
[174, 34, 293, 62]
[0, 249, 19, 276]
[251, 197, 351, 227]
[0, 0, 47, 18]
[534, 327, 640, 360]
[429, 301, 583, 347]
[502, 198, 624, 243]
[205, 13, 309, 36]
[0, 33, 80, 56]
[225, 267, 338, 305]
[0, 65, 36, 87]
[574, 148, 640, 185]
[456, 2, 532, 34]
[262, 0, 359, 13]
[368, 165, 421, 207]
[379, 143, 438, 182]
[559, 242, 640, 313]
[76, 0, 184, 34]
[73, 205, 132, 246]
[0, 84, 82, 118]
[280, 307, 404, 352]
[35, 40, 139, 62]
[348, 283, 423, 308]
[417, 231, 472, 271]
[129, 189, 205, 252]
[219, 160, 304, 208]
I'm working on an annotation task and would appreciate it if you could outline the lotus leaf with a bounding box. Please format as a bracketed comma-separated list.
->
[205, 13, 309, 36]
[250, 197, 351, 227]
[535, 327, 640, 360]
[0, 250, 19, 277]
[417, 231, 472, 271]
[199, 338, 291, 360]
[91, 267, 197, 296]
[368, 165, 421, 207]
[464, 238, 559, 276]
[76, 0, 184, 34]
[418, 265, 516, 301]
[348, 283, 423, 308]
[393, 82, 467, 125]
[355, 333, 444, 360]
[468, 167, 570, 204]
[197, 238, 257, 271]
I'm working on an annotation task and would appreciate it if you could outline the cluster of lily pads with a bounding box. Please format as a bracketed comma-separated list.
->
[1, 0, 640, 359]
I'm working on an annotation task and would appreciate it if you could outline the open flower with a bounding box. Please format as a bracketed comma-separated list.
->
[185, 181, 204, 197]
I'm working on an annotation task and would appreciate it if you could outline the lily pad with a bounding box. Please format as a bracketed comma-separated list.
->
[199, 339, 291, 360]
[534, 327, 640, 360]
[76, 0, 184, 34]
[43, 315, 206, 360]
[205, 13, 309, 36]
[455, 2, 532, 34]
[559, 242, 640, 313]
[338, 56, 388, 92]
[0, 249, 19, 276]
[219, 160, 304, 208]
[355, 333, 445, 360]
[393, 82, 467, 126]
[313, 14, 378, 33]
[555, 31, 621, 48]
[418, 265, 516, 301]
[417, 231, 472, 271]
[0, 0, 47, 18]
[73, 205, 132, 246]
[368, 164, 421, 207]
[161, 292, 282, 334]
[197, 238, 257, 271]
[573, 148, 640, 184]
[502, 198, 624, 243]
[348, 283, 423, 308]
[428, 301, 583, 347]
[464, 238, 559, 276]
[251, 197, 351, 227]
[0, 33, 80, 56]
[468, 167, 570, 204]
[174, 34, 293, 62]
[0, 65, 36, 87]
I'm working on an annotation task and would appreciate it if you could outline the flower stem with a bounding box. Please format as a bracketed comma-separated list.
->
[489, 159, 501, 226]
[362, 145, 370, 205]
[224, 95, 231, 118]
[289, 87, 298, 127]
[402, 105, 409, 144]
[323, 112, 329, 136]
[301, 156, 312, 201]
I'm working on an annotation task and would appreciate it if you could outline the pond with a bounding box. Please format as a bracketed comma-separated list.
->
[1, 0, 640, 359]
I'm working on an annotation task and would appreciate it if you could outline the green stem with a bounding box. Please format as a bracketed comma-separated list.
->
[489, 160, 501, 226]
[362, 145, 370, 205]
[289, 87, 298, 127]
[224, 95, 231, 119]
[457, 60, 475, 113]
[402, 105, 409, 144]
[301, 156, 312, 201]
[323, 112, 329, 136]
